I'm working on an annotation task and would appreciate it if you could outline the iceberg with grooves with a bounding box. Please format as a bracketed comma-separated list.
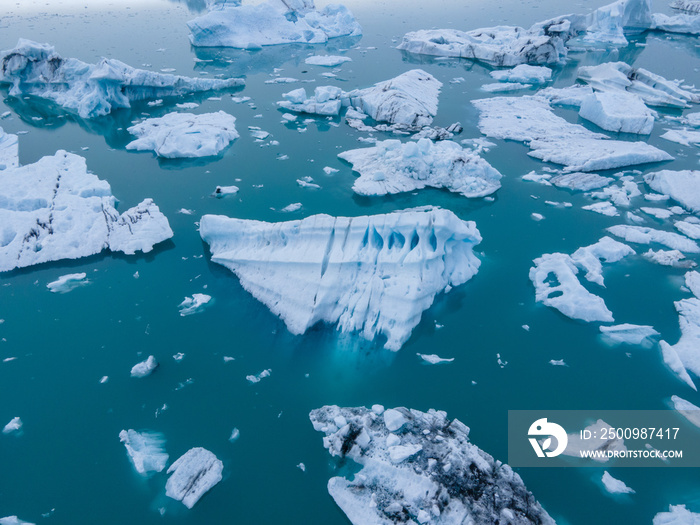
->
[644, 171, 700, 214]
[338, 138, 502, 198]
[0, 151, 172, 272]
[126, 111, 238, 158]
[119, 429, 169, 475]
[0, 40, 244, 119]
[187, 0, 362, 48]
[310, 405, 555, 525]
[0, 127, 18, 170]
[200, 207, 481, 350]
[579, 91, 655, 134]
[165, 447, 223, 509]
[472, 96, 672, 172]
[671, 0, 700, 13]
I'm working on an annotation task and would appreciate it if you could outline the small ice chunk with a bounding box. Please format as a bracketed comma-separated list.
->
[549, 359, 567, 366]
[671, 395, 700, 428]
[246, 369, 271, 384]
[323, 166, 339, 175]
[564, 419, 626, 461]
[297, 177, 321, 189]
[131, 355, 158, 378]
[416, 353, 454, 364]
[388, 443, 422, 463]
[653, 505, 700, 525]
[600, 323, 659, 346]
[660, 129, 700, 147]
[229, 428, 240, 442]
[165, 447, 223, 509]
[178, 294, 212, 316]
[481, 82, 532, 93]
[280, 203, 302, 213]
[119, 429, 169, 475]
[46, 273, 88, 293]
[383, 409, 408, 432]
[214, 185, 239, 196]
[601, 471, 635, 494]
[641, 207, 674, 220]
[2, 417, 22, 434]
[531, 213, 544, 221]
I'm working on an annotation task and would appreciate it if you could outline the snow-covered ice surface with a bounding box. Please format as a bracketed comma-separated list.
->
[602, 471, 636, 494]
[472, 96, 672, 172]
[644, 171, 700, 214]
[2, 417, 22, 434]
[310, 405, 555, 525]
[490, 65, 552, 84]
[46, 273, 88, 293]
[130, 355, 158, 378]
[200, 207, 481, 350]
[187, 0, 362, 48]
[660, 129, 700, 147]
[671, 395, 700, 428]
[0, 151, 173, 272]
[178, 294, 212, 316]
[600, 323, 659, 346]
[119, 429, 169, 475]
[0, 518, 34, 525]
[0, 39, 244, 118]
[607, 225, 700, 253]
[304, 55, 351, 67]
[277, 86, 342, 116]
[126, 111, 239, 158]
[671, 0, 700, 13]
[0, 127, 18, 170]
[653, 505, 700, 525]
[651, 12, 700, 34]
[338, 138, 502, 198]
[579, 91, 655, 134]
[165, 447, 223, 509]
[571, 236, 635, 286]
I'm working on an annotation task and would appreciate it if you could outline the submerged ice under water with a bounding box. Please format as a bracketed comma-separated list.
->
[1, 0, 700, 524]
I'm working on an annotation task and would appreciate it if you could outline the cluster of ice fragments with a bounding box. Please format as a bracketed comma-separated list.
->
[0, 150, 173, 272]
[338, 138, 502, 198]
[126, 111, 239, 158]
[0, 40, 244, 118]
[187, 0, 361, 48]
[310, 405, 555, 524]
[200, 207, 481, 350]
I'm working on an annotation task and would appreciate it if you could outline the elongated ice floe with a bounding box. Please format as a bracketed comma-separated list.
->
[607, 225, 700, 253]
[651, 12, 700, 34]
[644, 170, 700, 214]
[671, 395, 700, 428]
[178, 294, 212, 316]
[578, 62, 699, 109]
[0, 127, 18, 170]
[661, 129, 700, 147]
[310, 405, 555, 525]
[490, 64, 552, 84]
[187, 0, 362, 48]
[660, 298, 700, 389]
[119, 429, 169, 475]
[304, 55, 351, 67]
[0, 151, 173, 272]
[472, 95, 671, 172]
[600, 323, 659, 346]
[571, 236, 635, 286]
[338, 138, 502, 198]
[46, 273, 88, 293]
[601, 471, 635, 494]
[417, 353, 454, 364]
[131, 355, 158, 378]
[563, 419, 626, 461]
[2, 417, 22, 434]
[200, 207, 481, 350]
[0, 39, 244, 118]
[653, 504, 700, 525]
[166, 447, 223, 509]
[579, 91, 655, 134]
[126, 111, 238, 158]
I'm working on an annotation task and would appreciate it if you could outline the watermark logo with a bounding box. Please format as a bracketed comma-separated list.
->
[528, 418, 568, 458]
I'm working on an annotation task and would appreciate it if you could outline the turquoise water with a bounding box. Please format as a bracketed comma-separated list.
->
[1, 0, 700, 523]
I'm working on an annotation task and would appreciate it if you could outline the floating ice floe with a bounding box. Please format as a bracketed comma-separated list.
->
[46, 273, 88, 293]
[579, 91, 655, 134]
[653, 505, 700, 525]
[0, 39, 244, 118]
[599, 323, 659, 346]
[644, 249, 694, 267]
[601, 471, 635, 495]
[417, 353, 454, 364]
[310, 405, 555, 525]
[490, 64, 552, 84]
[672, 0, 700, 13]
[187, 0, 362, 48]
[578, 62, 699, 109]
[644, 170, 700, 213]
[0, 518, 34, 525]
[570, 236, 634, 286]
[472, 96, 671, 172]
[119, 429, 169, 475]
[131, 355, 158, 378]
[641, 207, 676, 220]
[338, 138, 502, 198]
[607, 225, 700, 253]
[280, 203, 302, 212]
[660, 129, 700, 147]
[0, 127, 18, 170]
[200, 207, 481, 350]
[591, 179, 642, 207]
[661, 296, 700, 390]
[536, 85, 595, 107]
[551, 172, 613, 191]
[214, 185, 239, 196]
[277, 86, 342, 116]
[0, 151, 173, 272]
[126, 111, 238, 158]
[563, 419, 626, 461]
[651, 12, 700, 34]
[2, 417, 22, 434]
[178, 294, 212, 316]
[166, 447, 223, 509]
[305, 55, 351, 67]
[481, 82, 531, 93]
[246, 369, 271, 384]
[671, 395, 700, 428]
[583, 201, 620, 216]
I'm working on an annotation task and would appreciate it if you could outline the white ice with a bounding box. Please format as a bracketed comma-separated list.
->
[119, 429, 169, 475]
[579, 91, 655, 134]
[0, 518, 34, 525]
[651, 12, 700, 34]
[653, 505, 700, 525]
[200, 207, 481, 350]
[564, 419, 627, 461]
[601, 471, 635, 494]
[46, 273, 88, 293]
[165, 447, 223, 509]
[338, 138, 502, 198]
[583, 201, 620, 216]
[178, 294, 212, 316]
[551, 172, 613, 191]
[643, 249, 692, 267]
[0, 39, 244, 118]
[187, 0, 361, 48]
[571, 236, 634, 286]
[417, 353, 454, 364]
[490, 65, 552, 84]
[130, 355, 158, 378]
[246, 369, 271, 383]
[126, 111, 238, 158]
[305, 55, 351, 67]
[671, 0, 700, 13]
[660, 298, 700, 389]
[644, 170, 700, 213]
[661, 129, 700, 147]
[671, 395, 700, 428]
[277, 86, 342, 116]
[599, 323, 659, 346]
[0, 151, 173, 272]
[0, 127, 18, 171]
[2, 417, 22, 434]
[607, 225, 700, 253]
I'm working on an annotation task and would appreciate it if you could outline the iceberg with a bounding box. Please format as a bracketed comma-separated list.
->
[601, 471, 635, 494]
[126, 111, 239, 158]
[0, 39, 244, 119]
[607, 225, 700, 253]
[0, 151, 172, 272]
[671, 395, 700, 428]
[578, 62, 699, 109]
[165, 447, 223, 509]
[304, 55, 351, 67]
[660, 298, 700, 387]
[200, 207, 481, 350]
[583, 0, 652, 45]
[660, 129, 700, 147]
[2, 417, 22, 434]
[644, 170, 700, 214]
[599, 323, 659, 346]
[651, 12, 700, 34]
[277, 86, 342, 116]
[178, 294, 212, 316]
[338, 138, 502, 198]
[0, 127, 18, 170]
[672, 0, 700, 13]
[310, 405, 555, 525]
[119, 429, 169, 475]
[550, 172, 613, 191]
[130, 355, 158, 378]
[490, 64, 552, 84]
[579, 91, 655, 134]
[643, 249, 693, 267]
[187, 0, 362, 48]
[472, 95, 671, 172]
[46, 273, 88, 293]
[653, 505, 700, 525]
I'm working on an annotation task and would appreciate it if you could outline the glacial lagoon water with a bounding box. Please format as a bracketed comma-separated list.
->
[1, 0, 700, 523]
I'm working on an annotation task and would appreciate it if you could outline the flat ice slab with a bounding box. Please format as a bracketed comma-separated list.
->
[0, 39, 244, 118]
[491, 64, 552, 84]
[653, 505, 700, 525]
[126, 111, 238, 158]
[644, 170, 700, 214]
[0, 127, 18, 171]
[671, 395, 700, 428]
[304, 55, 351, 67]
[338, 138, 502, 198]
[178, 294, 212, 316]
[200, 207, 482, 350]
[579, 91, 655, 134]
[660, 298, 700, 388]
[601, 471, 635, 494]
[165, 447, 223, 509]
[2, 417, 22, 434]
[119, 429, 169, 475]
[607, 225, 700, 253]
[46, 273, 88, 293]
[277, 86, 342, 116]
[310, 405, 555, 525]
[0, 151, 172, 272]
[600, 323, 659, 346]
[187, 0, 361, 48]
